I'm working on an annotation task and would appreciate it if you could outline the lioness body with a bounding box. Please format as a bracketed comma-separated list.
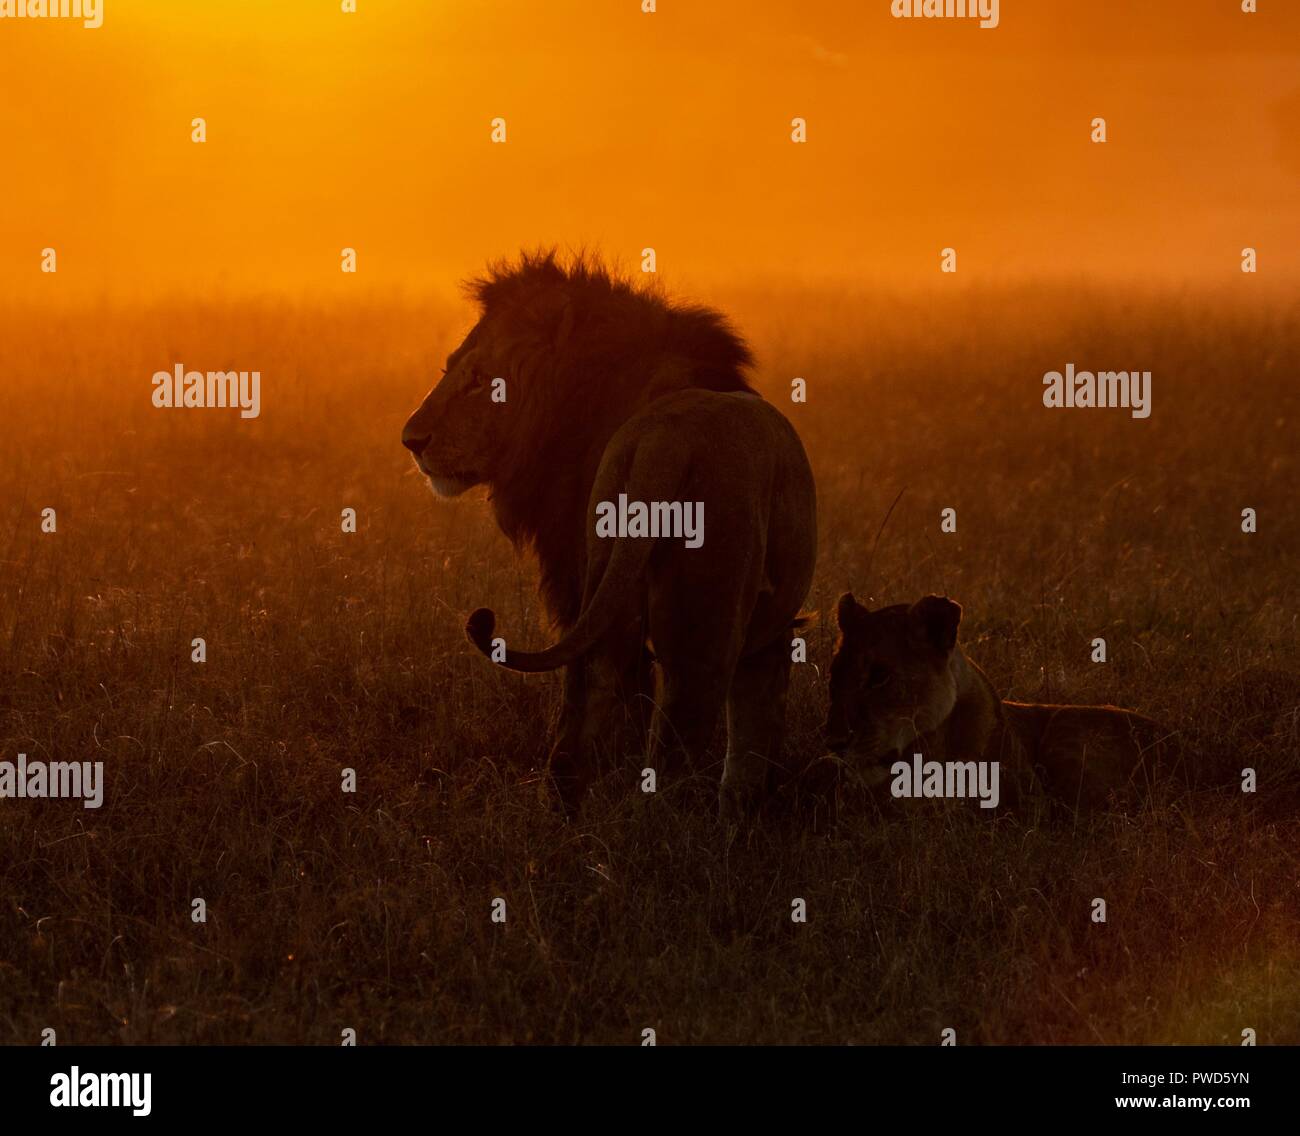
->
[907, 646, 1170, 810]
[827, 594, 1174, 812]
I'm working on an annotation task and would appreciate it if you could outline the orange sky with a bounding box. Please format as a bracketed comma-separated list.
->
[2, 0, 1297, 298]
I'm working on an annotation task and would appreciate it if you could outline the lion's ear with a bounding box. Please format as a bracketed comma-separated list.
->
[836, 592, 863, 633]
[554, 297, 575, 351]
[910, 595, 962, 652]
[522, 292, 576, 352]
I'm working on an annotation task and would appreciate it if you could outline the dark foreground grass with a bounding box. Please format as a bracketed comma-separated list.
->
[0, 283, 1297, 1043]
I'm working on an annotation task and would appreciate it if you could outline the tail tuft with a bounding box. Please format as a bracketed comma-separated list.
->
[466, 608, 497, 655]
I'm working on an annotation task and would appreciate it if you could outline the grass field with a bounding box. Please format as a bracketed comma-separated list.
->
[1, 283, 1297, 1044]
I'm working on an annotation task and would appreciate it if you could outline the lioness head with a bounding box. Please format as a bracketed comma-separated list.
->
[825, 593, 964, 771]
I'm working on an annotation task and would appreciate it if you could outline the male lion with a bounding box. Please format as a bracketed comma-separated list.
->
[824, 593, 1179, 812]
[401, 251, 817, 818]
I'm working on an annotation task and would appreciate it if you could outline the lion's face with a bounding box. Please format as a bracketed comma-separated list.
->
[401, 322, 510, 497]
[825, 594, 964, 771]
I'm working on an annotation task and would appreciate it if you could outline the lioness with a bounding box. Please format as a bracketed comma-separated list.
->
[824, 593, 1177, 812]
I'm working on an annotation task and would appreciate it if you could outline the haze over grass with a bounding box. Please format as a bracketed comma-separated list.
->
[0, 285, 1296, 1043]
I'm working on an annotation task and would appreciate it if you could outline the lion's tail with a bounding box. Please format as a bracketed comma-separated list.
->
[466, 439, 685, 673]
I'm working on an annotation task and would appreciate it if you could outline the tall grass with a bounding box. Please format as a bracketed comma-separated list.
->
[0, 285, 1296, 1043]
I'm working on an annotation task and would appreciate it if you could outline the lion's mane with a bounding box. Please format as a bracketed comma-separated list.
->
[465, 249, 756, 627]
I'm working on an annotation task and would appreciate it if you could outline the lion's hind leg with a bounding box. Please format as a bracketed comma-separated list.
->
[646, 661, 730, 805]
[720, 638, 792, 824]
[549, 619, 651, 818]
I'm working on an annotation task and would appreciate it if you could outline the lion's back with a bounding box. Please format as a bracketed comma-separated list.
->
[625, 388, 814, 546]
[595, 388, 816, 649]
[613, 388, 813, 490]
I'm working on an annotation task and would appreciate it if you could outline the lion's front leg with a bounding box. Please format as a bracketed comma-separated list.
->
[546, 662, 589, 817]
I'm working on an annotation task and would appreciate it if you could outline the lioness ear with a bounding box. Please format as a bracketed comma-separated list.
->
[836, 592, 862, 633]
[910, 595, 961, 652]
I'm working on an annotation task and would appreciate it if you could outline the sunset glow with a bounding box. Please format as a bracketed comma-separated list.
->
[3, 0, 1297, 299]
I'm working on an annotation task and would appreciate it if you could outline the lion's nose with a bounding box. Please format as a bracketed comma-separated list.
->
[402, 432, 430, 455]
